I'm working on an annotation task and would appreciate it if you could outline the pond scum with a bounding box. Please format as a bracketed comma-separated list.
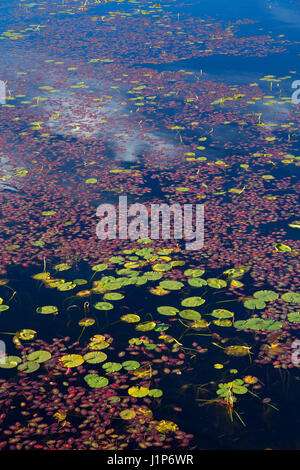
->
[0, 0, 299, 451]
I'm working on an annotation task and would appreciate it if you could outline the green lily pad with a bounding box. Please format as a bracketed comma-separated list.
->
[234, 318, 282, 331]
[60, 354, 84, 368]
[120, 409, 136, 420]
[102, 362, 122, 373]
[83, 351, 107, 364]
[179, 309, 201, 320]
[73, 279, 88, 285]
[36, 305, 58, 315]
[27, 350, 52, 363]
[54, 263, 71, 272]
[135, 321, 156, 331]
[103, 292, 124, 301]
[128, 386, 149, 397]
[0, 305, 9, 312]
[157, 306, 179, 316]
[287, 312, 300, 323]
[84, 374, 109, 388]
[92, 263, 108, 272]
[188, 278, 207, 287]
[0, 356, 22, 369]
[159, 280, 184, 290]
[143, 272, 163, 281]
[281, 292, 300, 303]
[184, 269, 205, 278]
[207, 278, 227, 289]
[122, 360, 140, 371]
[243, 299, 266, 310]
[94, 302, 114, 310]
[18, 361, 40, 373]
[253, 290, 279, 302]
[211, 309, 234, 319]
[181, 297, 205, 307]
[213, 319, 232, 327]
[148, 389, 163, 398]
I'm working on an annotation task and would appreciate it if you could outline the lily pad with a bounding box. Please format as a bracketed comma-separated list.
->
[18, 361, 40, 373]
[122, 360, 140, 370]
[157, 306, 179, 316]
[253, 290, 279, 302]
[83, 351, 107, 364]
[84, 374, 109, 388]
[102, 362, 122, 373]
[211, 309, 234, 319]
[287, 312, 300, 323]
[188, 278, 207, 287]
[36, 305, 58, 315]
[135, 321, 156, 331]
[92, 263, 108, 272]
[27, 350, 51, 363]
[103, 292, 124, 301]
[159, 280, 184, 290]
[281, 292, 300, 303]
[179, 309, 201, 320]
[207, 278, 227, 289]
[128, 386, 149, 398]
[60, 354, 84, 368]
[243, 299, 266, 310]
[94, 302, 114, 310]
[181, 297, 205, 307]
[0, 356, 22, 369]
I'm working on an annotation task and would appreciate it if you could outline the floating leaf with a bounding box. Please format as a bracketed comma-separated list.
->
[213, 319, 232, 327]
[18, 361, 40, 373]
[0, 305, 9, 312]
[281, 292, 300, 303]
[181, 297, 205, 307]
[148, 389, 163, 398]
[157, 306, 179, 316]
[84, 374, 108, 388]
[152, 263, 172, 272]
[36, 305, 58, 315]
[60, 354, 84, 368]
[0, 356, 22, 369]
[103, 292, 124, 301]
[78, 318, 95, 327]
[211, 309, 234, 319]
[184, 269, 205, 278]
[225, 345, 250, 357]
[253, 290, 279, 302]
[128, 386, 149, 398]
[120, 409, 136, 420]
[234, 318, 282, 331]
[243, 298, 266, 310]
[135, 321, 156, 331]
[18, 329, 37, 340]
[102, 362, 122, 373]
[122, 360, 140, 370]
[121, 314, 140, 323]
[54, 263, 71, 272]
[179, 309, 201, 320]
[275, 243, 292, 253]
[207, 278, 227, 289]
[188, 278, 207, 287]
[27, 350, 51, 363]
[83, 351, 107, 364]
[92, 263, 108, 272]
[159, 280, 184, 290]
[287, 312, 300, 323]
[94, 302, 114, 310]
